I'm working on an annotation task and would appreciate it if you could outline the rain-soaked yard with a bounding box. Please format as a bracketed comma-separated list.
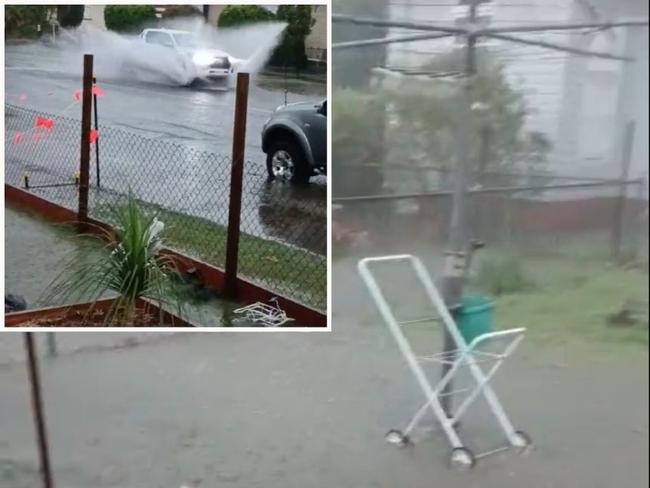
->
[1, 240, 649, 486]
[4, 204, 248, 327]
[0, 264, 647, 487]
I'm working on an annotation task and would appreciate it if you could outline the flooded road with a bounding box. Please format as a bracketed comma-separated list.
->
[5, 42, 326, 253]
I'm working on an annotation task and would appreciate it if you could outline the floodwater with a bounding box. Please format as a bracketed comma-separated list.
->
[5, 42, 326, 254]
[4, 205, 263, 327]
[0, 300, 646, 487]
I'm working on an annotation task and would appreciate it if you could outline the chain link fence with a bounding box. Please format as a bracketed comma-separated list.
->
[5, 104, 326, 310]
[334, 173, 647, 260]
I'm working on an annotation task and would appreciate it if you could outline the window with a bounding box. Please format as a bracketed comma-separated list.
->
[173, 33, 198, 48]
[145, 31, 174, 48]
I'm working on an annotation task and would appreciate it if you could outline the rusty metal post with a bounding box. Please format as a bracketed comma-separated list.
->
[77, 54, 94, 227]
[611, 120, 635, 261]
[24, 333, 54, 488]
[224, 72, 250, 299]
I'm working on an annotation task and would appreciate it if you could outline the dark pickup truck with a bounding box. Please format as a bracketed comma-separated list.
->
[261, 99, 327, 184]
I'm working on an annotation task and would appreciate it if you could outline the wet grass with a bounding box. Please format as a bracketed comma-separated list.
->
[349, 235, 648, 350]
[493, 260, 648, 348]
[470, 239, 649, 349]
[93, 202, 327, 310]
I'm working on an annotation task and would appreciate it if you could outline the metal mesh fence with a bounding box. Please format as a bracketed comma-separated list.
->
[5, 104, 326, 310]
[333, 175, 648, 269]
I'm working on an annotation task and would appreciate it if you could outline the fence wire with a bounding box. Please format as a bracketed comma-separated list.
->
[5, 104, 326, 311]
[333, 177, 648, 271]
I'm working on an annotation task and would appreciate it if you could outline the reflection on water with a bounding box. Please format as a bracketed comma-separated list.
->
[256, 180, 327, 255]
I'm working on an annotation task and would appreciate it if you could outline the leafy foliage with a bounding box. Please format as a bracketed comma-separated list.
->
[104, 5, 156, 33]
[4, 5, 49, 38]
[217, 5, 274, 27]
[474, 256, 534, 296]
[57, 5, 84, 28]
[161, 5, 203, 19]
[332, 89, 385, 197]
[218, 5, 315, 70]
[270, 6, 314, 70]
[331, 0, 389, 195]
[42, 194, 182, 324]
[333, 47, 553, 196]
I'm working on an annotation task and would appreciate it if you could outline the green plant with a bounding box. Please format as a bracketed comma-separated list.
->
[42, 194, 182, 324]
[384, 48, 552, 180]
[217, 5, 275, 27]
[270, 5, 314, 70]
[4, 5, 50, 38]
[474, 256, 534, 296]
[57, 5, 84, 28]
[161, 5, 203, 18]
[332, 89, 385, 197]
[104, 5, 156, 33]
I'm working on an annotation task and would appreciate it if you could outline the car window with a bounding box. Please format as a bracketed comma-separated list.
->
[145, 31, 174, 48]
[173, 33, 198, 48]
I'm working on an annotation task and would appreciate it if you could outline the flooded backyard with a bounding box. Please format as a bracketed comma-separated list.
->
[4, 204, 272, 327]
[0, 272, 647, 487]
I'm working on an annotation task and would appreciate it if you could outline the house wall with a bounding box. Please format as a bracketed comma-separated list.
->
[383, 0, 648, 183]
[306, 5, 327, 62]
[81, 4, 106, 30]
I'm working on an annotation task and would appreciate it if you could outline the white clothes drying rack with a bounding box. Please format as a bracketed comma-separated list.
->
[358, 254, 531, 469]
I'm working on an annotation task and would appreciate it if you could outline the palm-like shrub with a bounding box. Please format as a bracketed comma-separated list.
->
[43, 195, 182, 324]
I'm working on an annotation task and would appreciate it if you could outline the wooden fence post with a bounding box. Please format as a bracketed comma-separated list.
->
[224, 73, 250, 299]
[77, 54, 94, 228]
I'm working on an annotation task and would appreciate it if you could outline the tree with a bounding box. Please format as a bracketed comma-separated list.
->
[104, 5, 156, 33]
[57, 5, 84, 28]
[217, 5, 274, 28]
[5, 5, 49, 38]
[383, 48, 553, 187]
[332, 89, 386, 197]
[161, 5, 203, 19]
[333, 48, 553, 197]
[270, 6, 314, 70]
[332, 0, 389, 197]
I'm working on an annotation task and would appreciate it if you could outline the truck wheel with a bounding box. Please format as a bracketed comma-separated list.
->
[266, 140, 310, 185]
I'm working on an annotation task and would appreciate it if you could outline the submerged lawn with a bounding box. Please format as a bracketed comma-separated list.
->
[473, 236, 649, 350]
[494, 260, 648, 348]
[93, 201, 326, 310]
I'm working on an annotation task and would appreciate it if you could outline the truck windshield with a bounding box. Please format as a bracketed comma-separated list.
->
[173, 33, 198, 48]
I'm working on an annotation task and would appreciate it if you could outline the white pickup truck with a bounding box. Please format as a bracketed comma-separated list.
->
[138, 28, 242, 84]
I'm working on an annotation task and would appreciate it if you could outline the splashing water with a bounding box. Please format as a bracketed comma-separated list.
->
[58, 18, 286, 87]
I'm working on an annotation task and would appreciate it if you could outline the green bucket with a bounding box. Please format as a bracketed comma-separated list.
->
[455, 295, 494, 345]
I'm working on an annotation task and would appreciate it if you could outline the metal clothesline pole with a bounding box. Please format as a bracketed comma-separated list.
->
[476, 19, 650, 35]
[437, 0, 480, 420]
[333, 14, 649, 36]
[333, 32, 453, 50]
[332, 16, 649, 61]
[332, 13, 469, 35]
[481, 32, 634, 62]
